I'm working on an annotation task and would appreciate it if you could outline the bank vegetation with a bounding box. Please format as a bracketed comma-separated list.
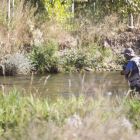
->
[0, 0, 140, 75]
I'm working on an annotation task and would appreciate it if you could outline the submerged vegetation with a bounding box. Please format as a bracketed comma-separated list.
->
[0, 88, 140, 139]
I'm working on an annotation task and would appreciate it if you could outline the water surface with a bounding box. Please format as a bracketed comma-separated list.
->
[0, 71, 129, 99]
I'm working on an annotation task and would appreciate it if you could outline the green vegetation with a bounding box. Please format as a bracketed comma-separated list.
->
[30, 40, 59, 73]
[1, 1, 140, 139]
[0, 88, 140, 139]
[43, 0, 72, 23]
[29, 43, 118, 73]
[0, 0, 139, 74]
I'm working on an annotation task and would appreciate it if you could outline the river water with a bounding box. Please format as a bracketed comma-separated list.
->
[0, 71, 129, 99]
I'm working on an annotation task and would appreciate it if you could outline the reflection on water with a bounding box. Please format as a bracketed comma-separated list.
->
[0, 71, 129, 99]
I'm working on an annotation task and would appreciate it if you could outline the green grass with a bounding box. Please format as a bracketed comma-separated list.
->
[0, 87, 140, 139]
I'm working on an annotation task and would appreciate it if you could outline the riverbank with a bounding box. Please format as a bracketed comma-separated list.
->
[0, 1, 140, 75]
[0, 89, 140, 139]
[0, 44, 124, 75]
[0, 18, 139, 75]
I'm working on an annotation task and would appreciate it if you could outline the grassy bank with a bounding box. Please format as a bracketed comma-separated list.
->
[0, 0, 133, 75]
[0, 88, 140, 139]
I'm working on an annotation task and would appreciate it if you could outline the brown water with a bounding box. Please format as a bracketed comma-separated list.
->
[0, 71, 129, 99]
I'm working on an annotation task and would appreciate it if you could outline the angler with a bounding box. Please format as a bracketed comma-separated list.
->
[121, 48, 140, 94]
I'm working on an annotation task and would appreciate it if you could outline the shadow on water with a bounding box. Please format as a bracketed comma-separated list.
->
[0, 71, 129, 100]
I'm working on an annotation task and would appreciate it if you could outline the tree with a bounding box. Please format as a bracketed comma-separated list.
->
[120, 0, 140, 27]
[44, 0, 72, 23]
[83, 0, 140, 26]
[97, 0, 140, 27]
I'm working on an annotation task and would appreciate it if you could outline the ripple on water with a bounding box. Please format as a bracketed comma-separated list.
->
[0, 72, 129, 99]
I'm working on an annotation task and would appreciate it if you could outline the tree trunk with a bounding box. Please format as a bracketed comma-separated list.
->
[8, 0, 10, 37]
[93, 2, 95, 11]
[8, 0, 10, 22]
[34, 0, 36, 7]
[12, 0, 14, 18]
[7, 0, 11, 53]
[72, 0, 74, 16]
[129, 12, 133, 27]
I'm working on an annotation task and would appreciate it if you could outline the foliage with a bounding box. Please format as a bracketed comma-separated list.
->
[115, 53, 127, 65]
[125, 98, 140, 129]
[1, 51, 36, 75]
[76, 0, 140, 25]
[54, 45, 113, 72]
[60, 49, 88, 70]
[43, 0, 72, 23]
[29, 41, 58, 72]
[0, 89, 85, 134]
[0, 1, 8, 24]
[0, 88, 140, 139]
[23, 0, 45, 15]
[55, 49, 91, 72]
[119, 0, 140, 16]
[0, 0, 136, 75]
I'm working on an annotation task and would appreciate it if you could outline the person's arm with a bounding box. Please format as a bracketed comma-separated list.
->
[121, 69, 130, 75]
[121, 61, 133, 75]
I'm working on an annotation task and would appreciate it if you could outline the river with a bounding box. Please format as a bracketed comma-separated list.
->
[0, 71, 129, 99]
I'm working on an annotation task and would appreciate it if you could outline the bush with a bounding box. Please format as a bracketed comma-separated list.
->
[55, 45, 108, 72]
[29, 40, 58, 73]
[1, 51, 35, 75]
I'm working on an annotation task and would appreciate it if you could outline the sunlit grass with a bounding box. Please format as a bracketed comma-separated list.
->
[0, 86, 140, 139]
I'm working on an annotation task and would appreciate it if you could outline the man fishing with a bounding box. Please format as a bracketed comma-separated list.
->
[121, 48, 140, 94]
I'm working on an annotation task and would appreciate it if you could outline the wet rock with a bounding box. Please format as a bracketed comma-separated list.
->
[115, 69, 120, 71]
[0, 64, 5, 75]
[85, 67, 93, 71]
[110, 68, 114, 71]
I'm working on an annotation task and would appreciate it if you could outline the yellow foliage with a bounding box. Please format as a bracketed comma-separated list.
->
[44, 0, 73, 23]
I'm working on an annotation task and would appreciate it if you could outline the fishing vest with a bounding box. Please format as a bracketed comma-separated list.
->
[127, 56, 140, 83]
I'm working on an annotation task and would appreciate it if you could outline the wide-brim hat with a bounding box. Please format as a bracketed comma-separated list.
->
[121, 48, 135, 56]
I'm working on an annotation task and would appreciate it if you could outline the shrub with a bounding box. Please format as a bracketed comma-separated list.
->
[29, 40, 58, 73]
[55, 49, 89, 72]
[54, 45, 106, 72]
[1, 51, 35, 75]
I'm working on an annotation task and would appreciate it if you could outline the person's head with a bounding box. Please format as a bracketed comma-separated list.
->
[121, 48, 135, 60]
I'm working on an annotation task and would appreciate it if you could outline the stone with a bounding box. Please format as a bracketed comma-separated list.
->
[85, 67, 93, 71]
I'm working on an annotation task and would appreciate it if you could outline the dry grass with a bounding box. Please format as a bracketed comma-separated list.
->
[0, 0, 140, 74]
[0, 0, 75, 56]
[0, 0, 139, 56]
[71, 13, 140, 48]
[1, 91, 140, 140]
[0, 0, 48, 54]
